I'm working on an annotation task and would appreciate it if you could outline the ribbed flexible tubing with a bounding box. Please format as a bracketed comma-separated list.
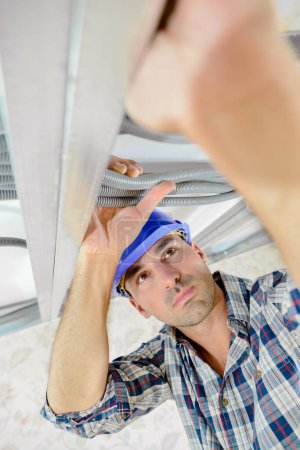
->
[1, 178, 231, 195]
[99, 181, 233, 197]
[0, 165, 238, 205]
[97, 192, 237, 207]
[103, 167, 227, 189]
[0, 190, 17, 200]
[0, 182, 15, 189]
[120, 115, 189, 144]
[0, 237, 27, 248]
[97, 167, 238, 207]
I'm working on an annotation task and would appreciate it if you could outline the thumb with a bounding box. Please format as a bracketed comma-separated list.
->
[136, 181, 176, 219]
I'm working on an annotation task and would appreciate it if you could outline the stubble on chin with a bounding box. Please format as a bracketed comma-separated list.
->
[168, 273, 216, 328]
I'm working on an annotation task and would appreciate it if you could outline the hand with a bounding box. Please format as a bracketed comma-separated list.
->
[125, 1, 300, 289]
[108, 154, 143, 178]
[80, 181, 175, 260]
[126, 0, 278, 136]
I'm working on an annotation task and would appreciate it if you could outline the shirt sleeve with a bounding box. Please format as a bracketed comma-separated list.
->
[39, 334, 172, 439]
[284, 271, 300, 331]
[259, 269, 300, 333]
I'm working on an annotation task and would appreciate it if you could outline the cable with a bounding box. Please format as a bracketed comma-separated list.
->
[97, 192, 237, 207]
[0, 237, 27, 248]
[103, 166, 227, 189]
[97, 167, 237, 207]
[0, 190, 17, 200]
[99, 181, 233, 197]
[0, 164, 237, 206]
[120, 115, 190, 144]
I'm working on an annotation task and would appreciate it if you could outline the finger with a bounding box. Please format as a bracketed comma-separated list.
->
[136, 181, 176, 219]
[126, 164, 142, 178]
[128, 159, 143, 171]
[122, 159, 143, 177]
[129, 161, 144, 174]
[109, 157, 143, 177]
[110, 161, 127, 174]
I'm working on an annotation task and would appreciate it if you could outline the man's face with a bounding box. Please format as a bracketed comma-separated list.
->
[124, 234, 215, 328]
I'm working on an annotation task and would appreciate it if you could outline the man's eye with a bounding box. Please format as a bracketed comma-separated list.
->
[164, 247, 177, 260]
[137, 272, 149, 285]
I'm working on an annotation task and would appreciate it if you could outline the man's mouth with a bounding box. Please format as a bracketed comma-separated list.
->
[172, 286, 195, 308]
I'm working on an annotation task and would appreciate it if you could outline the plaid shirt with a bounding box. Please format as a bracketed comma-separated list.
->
[40, 270, 300, 449]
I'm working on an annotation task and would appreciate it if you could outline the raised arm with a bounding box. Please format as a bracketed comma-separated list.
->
[46, 179, 174, 414]
[126, 0, 300, 286]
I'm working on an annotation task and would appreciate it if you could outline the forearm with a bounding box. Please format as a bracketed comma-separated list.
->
[47, 252, 117, 414]
[186, 35, 300, 286]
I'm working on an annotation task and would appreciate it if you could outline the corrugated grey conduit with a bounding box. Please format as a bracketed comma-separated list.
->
[119, 115, 190, 144]
[1, 133, 16, 200]
[96, 117, 238, 207]
[0, 164, 239, 206]
[0, 237, 27, 247]
[0, 115, 238, 206]
[96, 167, 238, 207]
[1, 168, 238, 205]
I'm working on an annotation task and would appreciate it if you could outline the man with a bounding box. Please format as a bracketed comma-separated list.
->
[40, 201, 300, 448]
[40, 0, 300, 448]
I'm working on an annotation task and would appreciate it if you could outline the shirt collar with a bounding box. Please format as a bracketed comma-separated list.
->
[159, 271, 251, 341]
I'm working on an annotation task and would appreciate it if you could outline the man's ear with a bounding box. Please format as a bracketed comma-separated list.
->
[129, 298, 151, 319]
[189, 241, 208, 264]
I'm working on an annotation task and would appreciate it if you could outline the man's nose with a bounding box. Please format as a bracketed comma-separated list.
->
[159, 263, 182, 290]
